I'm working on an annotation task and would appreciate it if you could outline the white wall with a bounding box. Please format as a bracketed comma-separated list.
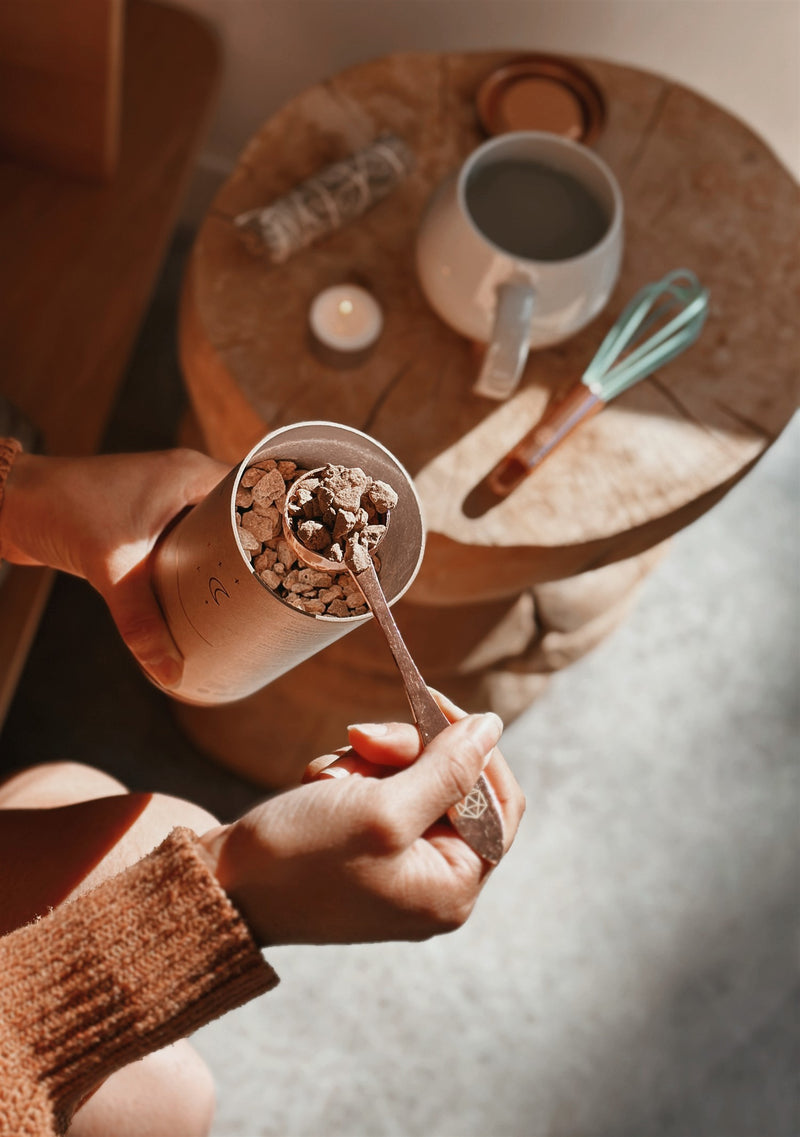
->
[173, 0, 799, 219]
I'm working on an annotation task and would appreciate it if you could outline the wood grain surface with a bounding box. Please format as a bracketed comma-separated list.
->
[170, 52, 799, 781]
[181, 52, 799, 607]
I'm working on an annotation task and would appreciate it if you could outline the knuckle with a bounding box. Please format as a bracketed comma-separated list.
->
[170, 446, 196, 462]
[163, 446, 195, 469]
[438, 738, 482, 803]
[431, 910, 465, 936]
[362, 797, 405, 853]
[169, 446, 223, 482]
[415, 891, 475, 936]
[154, 447, 194, 486]
[453, 895, 478, 931]
[115, 613, 161, 652]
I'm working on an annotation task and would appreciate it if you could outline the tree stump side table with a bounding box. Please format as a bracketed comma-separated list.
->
[173, 52, 799, 786]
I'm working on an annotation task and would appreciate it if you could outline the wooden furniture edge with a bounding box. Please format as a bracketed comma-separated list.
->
[0, 1, 220, 730]
[0, 568, 54, 727]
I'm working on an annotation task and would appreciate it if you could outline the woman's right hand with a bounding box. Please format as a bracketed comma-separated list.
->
[197, 709, 524, 948]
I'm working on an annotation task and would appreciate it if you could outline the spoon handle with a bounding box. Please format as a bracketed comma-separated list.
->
[351, 560, 504, 864]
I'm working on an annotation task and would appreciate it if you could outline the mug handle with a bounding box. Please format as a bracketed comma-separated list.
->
[472, 278, 536, 400]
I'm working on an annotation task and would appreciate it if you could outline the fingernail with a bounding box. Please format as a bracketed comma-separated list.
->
[150, 656, 183, 689]
[428, 688, 467, 720]
[347, 722, 389, 738]
[467, 712, 504, 751]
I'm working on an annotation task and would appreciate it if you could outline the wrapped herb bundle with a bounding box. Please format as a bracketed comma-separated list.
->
[233, 134, 414, 265]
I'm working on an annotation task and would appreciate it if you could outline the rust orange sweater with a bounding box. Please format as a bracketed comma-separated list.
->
[0, 444, 277, 1131]
[0, 827, 278, 1137]
[0, 437, 21, 526]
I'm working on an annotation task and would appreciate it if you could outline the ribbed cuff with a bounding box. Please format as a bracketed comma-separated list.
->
[0, 826, 278, 1134]
[0, 437, 23, 536]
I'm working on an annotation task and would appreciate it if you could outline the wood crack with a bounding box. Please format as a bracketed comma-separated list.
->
[711, 399, 774, 443]
[647, 376, 749, 460]
[322, 75, 373, 133]
[647, 374, 717, 438]
[322, 76, 354, 118]
[268, 380, 314, 425]
[434, 53, 450, 153]
[623, 82, 672, 182]
[360, 361, 413, 433]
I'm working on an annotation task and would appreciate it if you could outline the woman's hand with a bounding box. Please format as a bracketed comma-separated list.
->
[0, 448, 229, 687]
[198, 701, 525, 948]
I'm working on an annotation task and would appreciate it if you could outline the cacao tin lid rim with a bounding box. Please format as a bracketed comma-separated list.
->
[476, 54, 607, 145]
[262, 580, 372, 622]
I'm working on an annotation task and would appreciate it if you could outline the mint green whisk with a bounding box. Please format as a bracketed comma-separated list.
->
[583, 269, 709, 401]
[487, 269, 710, 496]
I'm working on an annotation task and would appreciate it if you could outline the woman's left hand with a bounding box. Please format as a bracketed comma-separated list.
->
[0, 448, 229, 687]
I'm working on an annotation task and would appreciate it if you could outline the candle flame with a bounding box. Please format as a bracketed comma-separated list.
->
[338, 299, 354, 316]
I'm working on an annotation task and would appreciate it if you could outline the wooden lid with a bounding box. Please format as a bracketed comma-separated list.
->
[477, 54, 606, 143]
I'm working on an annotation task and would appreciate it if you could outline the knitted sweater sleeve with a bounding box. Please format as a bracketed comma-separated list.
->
[0, 827, 279, 1137]
[0, 438, 22, 541]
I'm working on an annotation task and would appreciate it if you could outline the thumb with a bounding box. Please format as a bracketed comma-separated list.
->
[387, 713, 503, 842]
[102, 562, 183, 689]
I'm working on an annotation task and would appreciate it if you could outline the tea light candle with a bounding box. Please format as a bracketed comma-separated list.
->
[309, 285, 383, 363]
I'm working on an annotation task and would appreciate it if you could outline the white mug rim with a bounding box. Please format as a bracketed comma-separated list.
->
[456, 130, 624, 267]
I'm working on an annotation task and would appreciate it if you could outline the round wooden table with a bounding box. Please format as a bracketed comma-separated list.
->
[174, 51, 799, 785]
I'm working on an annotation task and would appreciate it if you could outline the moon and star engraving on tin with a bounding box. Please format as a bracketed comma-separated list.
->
[208, 576, 230, 605]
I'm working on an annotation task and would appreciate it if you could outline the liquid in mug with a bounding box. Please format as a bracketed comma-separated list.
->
[465, 159, 610, 261]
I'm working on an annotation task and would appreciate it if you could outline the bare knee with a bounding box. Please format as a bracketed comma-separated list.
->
[114, 791, 220, 865]
[68, 1041, 215, 1137]
[69, 792, 220, 899]
[140, 792, 220, 844]
[0, 761, 127, 809]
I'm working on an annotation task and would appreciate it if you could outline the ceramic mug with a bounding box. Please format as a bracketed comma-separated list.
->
[415, 131, 624, 399]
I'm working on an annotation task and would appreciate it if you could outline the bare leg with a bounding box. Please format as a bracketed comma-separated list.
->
[68, 1043, 216, 1137]
[0, 760, 128, 808]
[0, 761, 220, 1137]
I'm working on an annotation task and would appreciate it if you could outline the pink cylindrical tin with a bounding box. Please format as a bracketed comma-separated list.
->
[151, 421, 424, 705]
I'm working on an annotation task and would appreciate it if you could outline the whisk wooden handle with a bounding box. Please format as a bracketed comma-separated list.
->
[487, 383, 603, 496]
[485, 271, 709, 500]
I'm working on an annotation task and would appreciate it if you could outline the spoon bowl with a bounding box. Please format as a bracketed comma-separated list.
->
[282, 466, 392, 572]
